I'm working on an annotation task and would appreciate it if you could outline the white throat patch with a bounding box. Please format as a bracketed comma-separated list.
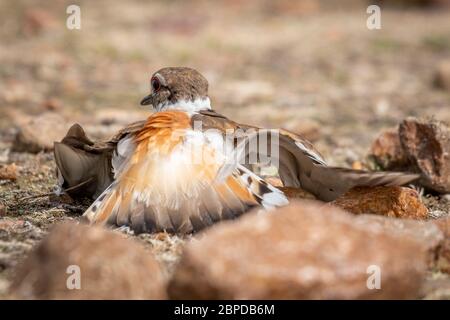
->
[157, 97, 211, 113]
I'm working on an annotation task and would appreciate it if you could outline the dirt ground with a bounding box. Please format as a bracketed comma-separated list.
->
[0, 0, 450, 299]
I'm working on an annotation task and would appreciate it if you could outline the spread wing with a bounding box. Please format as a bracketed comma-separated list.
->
[257, 128, 418, 201]
[194, 110, 419, 202]
[82, 111, 287, 234]
[54, 121, 146, 198]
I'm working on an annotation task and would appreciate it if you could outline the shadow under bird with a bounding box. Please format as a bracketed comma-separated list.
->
[54, 67, 419, 234]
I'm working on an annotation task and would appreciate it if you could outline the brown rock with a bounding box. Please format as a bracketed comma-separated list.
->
[331, 186, 428, 220]
[278, 186, 317, 200]
[351, 214, 445, 270]
[431, 217, 450, 273]
[351, 161, 366, 171]
[434, 60, 450, 91]
[264, 176, 283, 187]
[369, 118, 450, 194]
[10, 223, 167, 299]
[399, 118, 450, 193]
[169, 201, 427, 299]
[352, 214, 449, 274]
[0, 163, 17, 181]
[378, 0, 450, 8]
[10, 111, 69, 153]
[369, 127, 408, 170]
[0, 204, 6, 216]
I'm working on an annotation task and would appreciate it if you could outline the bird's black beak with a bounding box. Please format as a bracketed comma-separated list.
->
[140, 94, 153, 106]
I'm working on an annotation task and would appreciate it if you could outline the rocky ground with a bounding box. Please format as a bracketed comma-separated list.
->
[0, 0, 450, 299]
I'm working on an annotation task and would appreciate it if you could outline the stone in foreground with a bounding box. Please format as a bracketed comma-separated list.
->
[432, 217, 450, 273]
[331, 186, 428, 219]
[10, 222, 167, 299]
[350, 214, 445, 271]
[169, 201, 427, 299]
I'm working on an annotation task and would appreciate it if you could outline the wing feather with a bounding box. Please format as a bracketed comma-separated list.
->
[221, 125, 419, 201]
[83, 111, 288, 234]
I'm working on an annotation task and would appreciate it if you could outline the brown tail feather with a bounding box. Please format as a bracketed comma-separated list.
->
[306, 166, 419, 201]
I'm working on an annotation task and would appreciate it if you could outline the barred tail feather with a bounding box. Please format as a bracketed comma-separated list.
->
[82, 183, 119, 225]
[234, 165, 289, 209]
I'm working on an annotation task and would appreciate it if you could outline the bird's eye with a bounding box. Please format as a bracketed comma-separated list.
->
[151, 77, 161, 92]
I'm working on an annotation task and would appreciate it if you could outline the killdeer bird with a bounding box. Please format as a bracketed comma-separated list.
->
[54, 67, 418, 234]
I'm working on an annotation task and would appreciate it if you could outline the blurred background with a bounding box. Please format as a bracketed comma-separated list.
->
[1, 0, 450, 299]
[1, 0, 450, 165]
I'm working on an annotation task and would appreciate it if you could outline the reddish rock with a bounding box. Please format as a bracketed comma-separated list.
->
[278, 186, 316, 200]
[331, 186, 428, 220]
[431, 217, 450, 273]
[369, 118, 450, 194]
[10, 223, 167, 299]
[399, 118, 450, 193]
[264, 178, 318, 200]
[10, 111, 69, 153]
[351, 214, 445, 270]
[369, 127, 408, 170]
[0, 163, 17, 181]
[169, 201, 427, 299]
[378, 0, 450, 7]
[351, 161, 367, 171]
[264, 176, 283, 187]
[0, 204, 6, 216]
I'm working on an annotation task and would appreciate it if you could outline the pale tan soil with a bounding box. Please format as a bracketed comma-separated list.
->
[0, 0, 449, 299]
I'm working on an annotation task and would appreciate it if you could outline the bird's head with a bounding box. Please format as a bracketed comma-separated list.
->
[140, 67, 210, 112]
